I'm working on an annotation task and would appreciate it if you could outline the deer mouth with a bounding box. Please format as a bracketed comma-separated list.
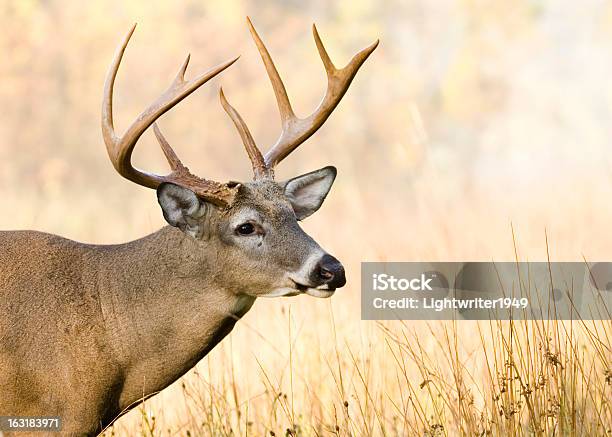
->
[291, 280, 335, 298]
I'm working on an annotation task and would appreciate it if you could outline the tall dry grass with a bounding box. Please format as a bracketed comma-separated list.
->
[98, 299, 609, 436]
[1, 0, 611, 436]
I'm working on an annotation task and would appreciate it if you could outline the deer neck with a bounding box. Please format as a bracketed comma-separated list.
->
[96, 226, 255, 405]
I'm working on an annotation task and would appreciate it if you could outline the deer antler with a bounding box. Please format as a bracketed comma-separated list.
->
[102, 24, 240, 206]
[221, 17, 378, 180]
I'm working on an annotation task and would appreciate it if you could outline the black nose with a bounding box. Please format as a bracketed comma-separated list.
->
[313, 254, 346, 289]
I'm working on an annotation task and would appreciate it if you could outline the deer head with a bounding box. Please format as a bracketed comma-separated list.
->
[101, 18, 378, 298]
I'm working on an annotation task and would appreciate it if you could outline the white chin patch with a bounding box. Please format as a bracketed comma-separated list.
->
[304, 288, 335, 298]
[263, 287, 302, 297]
[263, 286, 335, 298]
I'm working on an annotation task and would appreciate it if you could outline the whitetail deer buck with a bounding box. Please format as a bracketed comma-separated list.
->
[0, 18, 377, 435]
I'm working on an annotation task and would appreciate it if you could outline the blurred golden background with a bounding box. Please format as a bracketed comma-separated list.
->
[1, 0, 611, 435]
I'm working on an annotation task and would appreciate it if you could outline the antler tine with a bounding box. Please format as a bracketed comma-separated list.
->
[248, 18, 378, 169]
[175, 53, 191, 84]
[101, 24, 240, 206]
[219, 88, 269, 179]
[246, 17, 295, 124]
[152, 123, 185, 172]
[102, 24, 137, 148]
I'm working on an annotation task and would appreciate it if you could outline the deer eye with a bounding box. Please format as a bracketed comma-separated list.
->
[236, 223, 256, 236]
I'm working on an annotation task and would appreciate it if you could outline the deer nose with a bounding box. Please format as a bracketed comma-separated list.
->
[315, 254, 346, 289]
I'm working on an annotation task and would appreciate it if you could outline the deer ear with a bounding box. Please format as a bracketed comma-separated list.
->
[282, 166, 337, 220]
[157, 183, 210, 238]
